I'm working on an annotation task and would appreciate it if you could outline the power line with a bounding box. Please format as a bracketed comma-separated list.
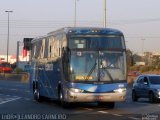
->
[0, 18, 159, 27]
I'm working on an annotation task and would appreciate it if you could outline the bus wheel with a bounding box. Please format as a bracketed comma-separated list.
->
[59, 88, 69, 108]
[98, 102, 115, 109]
[33, 88, 43, 102]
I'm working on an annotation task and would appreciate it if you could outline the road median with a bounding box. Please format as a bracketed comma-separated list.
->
[0, 73, 29, 83]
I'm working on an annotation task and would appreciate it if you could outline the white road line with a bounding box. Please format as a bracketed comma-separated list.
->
[128, 117, 140, 120]
[0, 93, 20, 98]
[0, 97, 21, 105]
[83, 108, 93, 110]
[10, 89, 18, 91]
[6, 95, 11, 97]
[12, 96, 20, 98]
[98, 111, 108, 114]
[112, 114, 123, 117]
[15, 85, 23, 87]
[24, 98, 31, 101]
[25, 90, 30, 93]
[134, 102, 148, 105]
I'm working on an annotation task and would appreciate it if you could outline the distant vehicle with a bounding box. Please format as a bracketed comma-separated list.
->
[30, 27, 127, 108]
[132, 74, 160, 103]
[128, 71, 141, 77]
[0, 62, 12, 73]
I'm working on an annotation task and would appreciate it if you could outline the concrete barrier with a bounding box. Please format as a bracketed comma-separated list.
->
[0, 73, 29, 83]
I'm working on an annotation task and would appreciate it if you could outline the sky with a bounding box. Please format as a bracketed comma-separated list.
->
[0, 0, 160, 55]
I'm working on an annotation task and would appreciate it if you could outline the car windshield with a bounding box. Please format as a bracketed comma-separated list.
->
[149, 76, 160, 84]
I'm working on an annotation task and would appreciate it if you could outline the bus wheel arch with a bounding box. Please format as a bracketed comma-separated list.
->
[58, 84, 70, 108]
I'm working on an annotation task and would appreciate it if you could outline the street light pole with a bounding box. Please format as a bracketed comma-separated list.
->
[74, 0, 77, 27]
[5, 10, 13, 63]
[16, 41, 20, 65]
[104, 0, 106, 28]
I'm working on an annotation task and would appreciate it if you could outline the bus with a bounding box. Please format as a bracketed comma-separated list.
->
[30, 27, 127, 108]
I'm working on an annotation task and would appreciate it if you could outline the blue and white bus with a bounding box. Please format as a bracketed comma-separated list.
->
[30, 27, 127, 108]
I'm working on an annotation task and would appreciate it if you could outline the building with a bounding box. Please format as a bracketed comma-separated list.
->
[0, 54, 29, 64]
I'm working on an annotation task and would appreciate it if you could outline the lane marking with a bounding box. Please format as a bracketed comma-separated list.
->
[98, 111, 108, 114]
[0, 87, 29, 93]
[0, 97, 21, 105]
[134, 102, 149, 105]
[6, 95, 11, 97]
[25, 90, 30, 93]
[0, 93, 20, 98]
[128, 117, 140, 120]
[24, 98, 31, 101]
[112, 114, 123, 117]
[0, 93, 31, 101]
[10, 89, 18, 91]
[83, 108, 93, 110]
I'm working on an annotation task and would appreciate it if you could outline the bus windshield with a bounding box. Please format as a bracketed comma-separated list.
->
[69, 35, 124, 49]
[69, 50, 126, 82]
[69, 51, 98, 82]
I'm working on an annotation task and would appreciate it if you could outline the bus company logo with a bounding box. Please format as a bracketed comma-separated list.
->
[45, 64, 53, 71]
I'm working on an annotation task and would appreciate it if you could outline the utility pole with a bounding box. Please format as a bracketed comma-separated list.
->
[16, 41, 20, 67]
[5, 10, 13, 63]
[104, 0, 106, 28]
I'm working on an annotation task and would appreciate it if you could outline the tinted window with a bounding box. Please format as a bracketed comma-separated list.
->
[149, 76, 160, 84]
[137, 76, 144, 84]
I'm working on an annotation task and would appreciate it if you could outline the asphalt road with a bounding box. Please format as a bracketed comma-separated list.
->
[0, 80, 160, 120]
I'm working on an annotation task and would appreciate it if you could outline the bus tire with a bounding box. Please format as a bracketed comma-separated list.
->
[59, 88, 69, 108]
[33, 87, 43, 102]
[98, 102, 115, 109]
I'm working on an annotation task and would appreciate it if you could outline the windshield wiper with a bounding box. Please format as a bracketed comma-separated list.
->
[84, 62, 97, 81]
[99, 56, 114, 82]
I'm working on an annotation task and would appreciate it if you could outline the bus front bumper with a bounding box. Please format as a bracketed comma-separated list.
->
[65, 91, 126, 103]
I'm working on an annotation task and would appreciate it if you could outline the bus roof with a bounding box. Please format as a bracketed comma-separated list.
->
[32, 27, 124, 43]
[47, 27, 123, 36]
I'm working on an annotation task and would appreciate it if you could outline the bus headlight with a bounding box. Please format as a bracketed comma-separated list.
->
[70, 88, 84, 93]
[114, 88, 126, 93]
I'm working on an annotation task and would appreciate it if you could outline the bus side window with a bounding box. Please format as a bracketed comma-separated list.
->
[44, 38, 49, 58]
[39, 38, 45, 59]
[48, 36, 54, 58]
